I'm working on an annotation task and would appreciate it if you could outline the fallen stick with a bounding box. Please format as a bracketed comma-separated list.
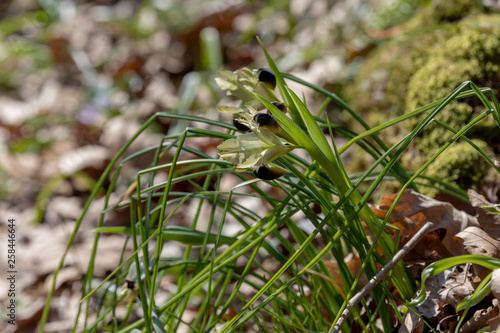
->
[331, 221, 434, 333]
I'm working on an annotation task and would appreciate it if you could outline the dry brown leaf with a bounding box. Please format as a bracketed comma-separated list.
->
[374, 189, 478, 256]
[404, 230, 452, 263]
[44, 196, 83, 225]
[456, 226, 500, 279]
[437, 314, 460, 332]
[58, 145, 110, 176]
[468, 189, 500, 240]
[489, 270, 500, 332]
[398, 310, 424, 333]
[459, 302, 499, 333]
[415, 271, 449, 318]
[438, 266, 474, 309]
[456, 227, 500, 258]
[323, 253, 367, 290]
[405, 266, 478, 332]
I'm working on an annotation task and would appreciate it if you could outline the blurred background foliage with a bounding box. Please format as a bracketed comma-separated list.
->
[0, 0, 392, 205]
[2, 0, 500, 209]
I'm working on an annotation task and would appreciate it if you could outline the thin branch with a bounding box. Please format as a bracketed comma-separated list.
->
[331, 221, 435, 333]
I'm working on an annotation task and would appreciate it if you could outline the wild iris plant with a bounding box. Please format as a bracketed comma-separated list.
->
[213, 61, 418, 332]
[216, 68, 296, 180]
[47, 39, 500, 332]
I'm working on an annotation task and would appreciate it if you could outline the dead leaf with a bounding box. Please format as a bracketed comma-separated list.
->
[398, 310, 424, 333]
[57, 145, 110, 176]
[437, 314, 459, 332]
[456, 227, 500, 258]
[459, 302, 499, 333]
[469, 189, 500, 240]
[438, 266, 474, 309]
[0, 97, 37, 126]
[489, 270, 500, 332]
[44, 196, 83, 225]
[323, 253, 367, 290]
[456, 227, 500, 279]
[404, 230, 453, 263]
[415, 270, 450, 318]
[374, 189, 479, 256]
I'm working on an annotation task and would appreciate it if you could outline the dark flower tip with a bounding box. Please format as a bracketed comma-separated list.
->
[253, 166, 285, 180]
[270, 102, 288, 114]
[258, 68, 276, 90]
[254, 113, 279, 132]
[232, 118, 251, 132]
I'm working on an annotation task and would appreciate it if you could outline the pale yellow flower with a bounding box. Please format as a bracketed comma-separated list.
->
[216, 67, 294, 179]
[217, 114, 293, 179]
[214, 68, 277, 110]
[218, 129, 292, 168]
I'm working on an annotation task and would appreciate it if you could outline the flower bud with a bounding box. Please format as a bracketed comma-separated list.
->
[254, 113, 279, 133]
[253, 165, 285, 180]
[269, 102, 288, 114]
[258, 68, 276, 90]
[232, 118, 251, 132]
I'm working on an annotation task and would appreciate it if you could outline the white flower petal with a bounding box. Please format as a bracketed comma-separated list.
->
[214, 77, 237, 92]
[253, 127, 283, 146]
[217, 138, 239, 150]
[217, 105, 244, 113]
[219, 152, 244, 165]
[236, 154, 262, 171]
[261, 144, 293, 165]
[218, 70, 236, 81]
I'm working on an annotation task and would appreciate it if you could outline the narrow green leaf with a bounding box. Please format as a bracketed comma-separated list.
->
[286, 86, 337, 164]
[257, 36, 306, 129]
[94, 226, 236, 245]
[408, 255, 500, 307]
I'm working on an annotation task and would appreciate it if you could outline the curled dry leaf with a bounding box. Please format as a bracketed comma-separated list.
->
[456, 226, 500, 279]
[459, 302, 499, 333]
[416, 273, 445, 318]
[438, 266, 474, 309]
[323, 253, 367, 290]
[465, 191, 500, 279]
[399, 272, 450, 333]
[399, 310, 424, 333]
[373, 189, 478, 257]
[488, 270, 500, 332]
[436, 314, 460, 332]
[456, 227, 500, 258]
[402, 266, 477, 332]
[405, 268, 454, 325]
[468, 189, 500, 240]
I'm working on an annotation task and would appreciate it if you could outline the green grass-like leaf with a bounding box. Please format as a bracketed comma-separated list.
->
[41, 48, 500, 333]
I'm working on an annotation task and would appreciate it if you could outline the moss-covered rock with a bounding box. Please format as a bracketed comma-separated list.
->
[428, 0, 483, 23]
[343, 9, 500, 196]
[405, 19, 500, 155]
[425, 140, 489, 196]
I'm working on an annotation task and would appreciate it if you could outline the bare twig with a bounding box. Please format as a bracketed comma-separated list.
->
[331, 221, 434, 333]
